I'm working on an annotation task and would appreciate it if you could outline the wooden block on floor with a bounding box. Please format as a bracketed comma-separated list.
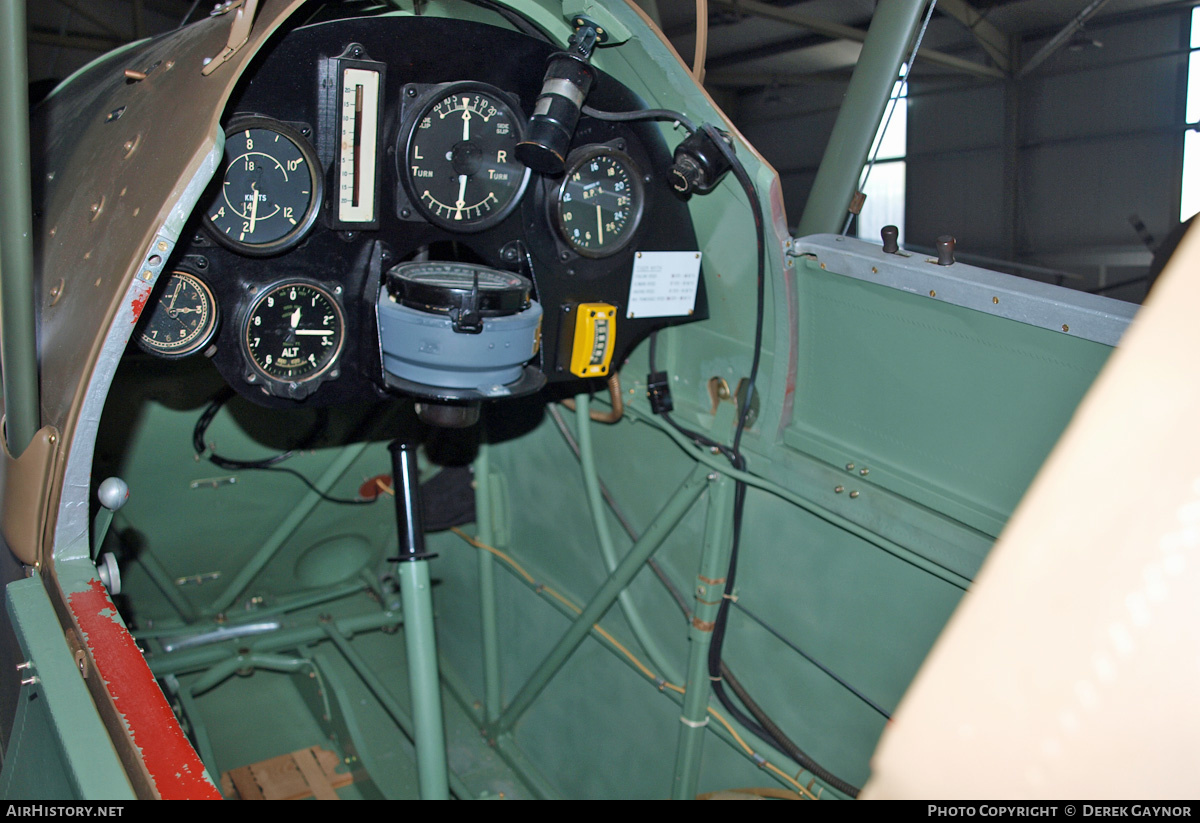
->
[220, 746, 352, 800]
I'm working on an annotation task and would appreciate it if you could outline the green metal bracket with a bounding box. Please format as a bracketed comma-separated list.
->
[0, 577, 135, 800]
[561, 1, 633, 44]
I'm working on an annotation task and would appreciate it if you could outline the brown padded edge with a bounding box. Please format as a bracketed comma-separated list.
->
[30, 0, 310, 798]
[0, 424, 59, 565]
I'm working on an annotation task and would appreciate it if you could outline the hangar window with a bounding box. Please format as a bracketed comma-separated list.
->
[1182, 7, 1200, 221]
[857, 75, 908, 244]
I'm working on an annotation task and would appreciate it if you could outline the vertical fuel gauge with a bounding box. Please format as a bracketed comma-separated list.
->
[333, 51, 384, 229]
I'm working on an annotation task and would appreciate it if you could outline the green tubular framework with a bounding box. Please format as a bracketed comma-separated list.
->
[488, 463, 711, 736]
[208, 443, 373, 616]
[475, 442, 504, 723]
[397, 558, 449, 799]
[450, 506, 815, 797]
[574, 394, 684, 685]
[0, 0, 40, 456]
[795, 0, 926, 236]
[626, 403, 973, 591]
[672, 471, 735, 799]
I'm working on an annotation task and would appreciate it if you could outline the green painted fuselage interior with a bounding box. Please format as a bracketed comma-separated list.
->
[60, 1, 1124, 800]
[92, 260, 1114, 799]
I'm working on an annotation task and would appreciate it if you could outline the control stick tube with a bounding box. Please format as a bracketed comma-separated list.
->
[388, 439, 449, 799]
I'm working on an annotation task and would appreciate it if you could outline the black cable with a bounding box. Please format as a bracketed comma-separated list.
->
[721, 661, 862, 798]
[193, 391, 377, 506]
[732, 600, 891, 721]
[581, 105, 698, 135]
[177, 0, 203, 28]
[645, 124, 861, 795]
[456, 0, 552, 41]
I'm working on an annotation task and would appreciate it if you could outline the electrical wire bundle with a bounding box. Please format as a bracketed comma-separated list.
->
[193, 389, 377, 506]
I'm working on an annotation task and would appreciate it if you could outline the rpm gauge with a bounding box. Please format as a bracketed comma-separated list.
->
[204, 117, 322, 256]
[554, 146, 645, 258]
[403, 82, 529, 231]
[242, 281, 345, 400]
[136, 270, 219, 358]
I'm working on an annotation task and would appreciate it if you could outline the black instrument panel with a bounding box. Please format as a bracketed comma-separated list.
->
[140, 14, 708, 408]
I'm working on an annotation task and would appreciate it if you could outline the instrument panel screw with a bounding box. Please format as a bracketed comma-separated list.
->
[849, 490, 860, 499]
[834, 486, 844, 493]
[845, 463, 854, 471]
[1062, 324, 1070, 332]
[406, 87, 417, 97]
[859, 468, 869, 476]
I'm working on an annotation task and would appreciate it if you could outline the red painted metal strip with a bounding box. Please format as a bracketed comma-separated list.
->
[68, 579, 222, 800]
[129, 282, 151, 324]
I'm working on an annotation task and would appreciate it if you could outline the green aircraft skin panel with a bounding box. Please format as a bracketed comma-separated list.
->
[2, 0, 1128, 801]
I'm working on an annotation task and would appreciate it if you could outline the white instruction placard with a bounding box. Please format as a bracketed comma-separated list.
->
[626, 252, 702, 319]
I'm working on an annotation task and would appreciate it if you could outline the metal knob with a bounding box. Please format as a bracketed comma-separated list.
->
[881, 225, 899, 254]
[936, 235, 956, 266]
[97, 477, 129, 511]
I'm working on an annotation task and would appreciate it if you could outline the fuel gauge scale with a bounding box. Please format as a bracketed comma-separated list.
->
[553, 146, 645, 259]
[331, 48, 385, 229]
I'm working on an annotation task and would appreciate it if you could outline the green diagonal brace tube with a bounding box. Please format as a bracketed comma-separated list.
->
[209, 443, 370, 614]
[0, 0, 40, 455]
[575, 395, 683, 685]
[491, 464, 710, 735]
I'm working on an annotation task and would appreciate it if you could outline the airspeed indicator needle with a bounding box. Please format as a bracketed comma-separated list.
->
[249, 182, 260, 235]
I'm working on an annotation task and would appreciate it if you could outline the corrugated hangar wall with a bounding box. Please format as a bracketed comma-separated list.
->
[908, 7, 1187, 304]
[734, 4, 1191, 306]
